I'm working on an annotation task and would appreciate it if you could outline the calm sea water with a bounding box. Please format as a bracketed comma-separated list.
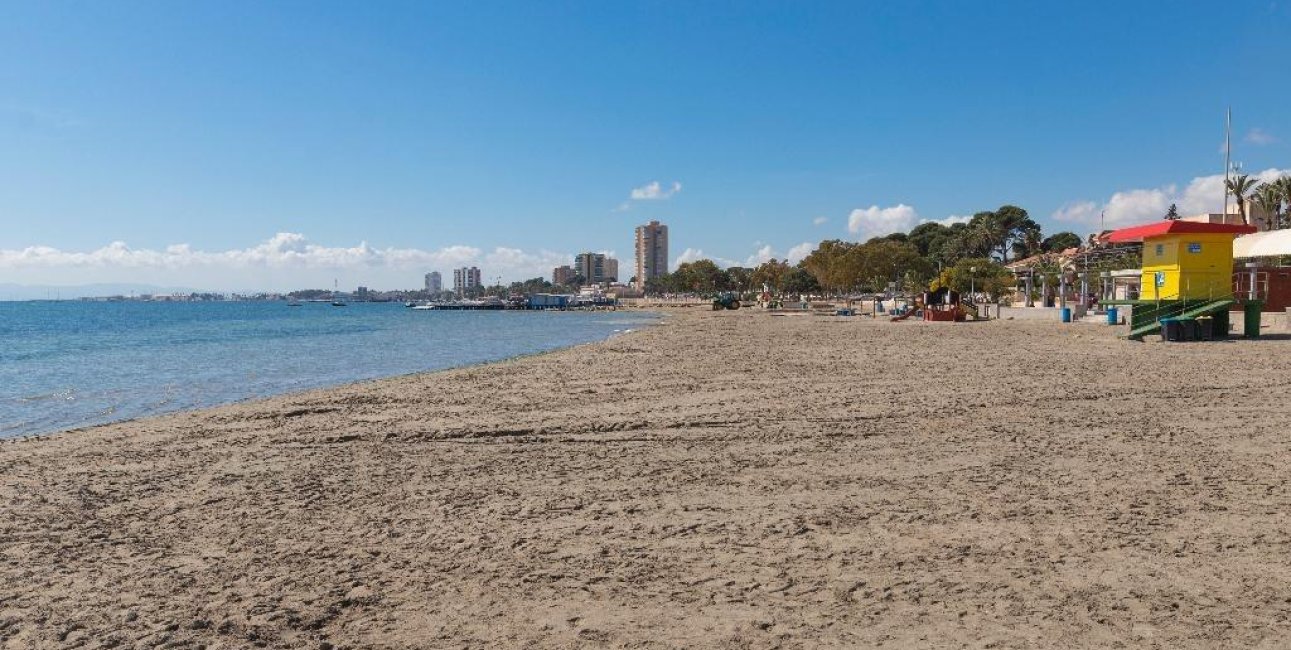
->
[0, 301, 657, 439]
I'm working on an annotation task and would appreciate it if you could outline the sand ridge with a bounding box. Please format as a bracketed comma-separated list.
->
[3, 309, 1291, 648]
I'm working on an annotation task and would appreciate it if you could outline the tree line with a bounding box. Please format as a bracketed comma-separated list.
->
[645, 205, 1087, 300]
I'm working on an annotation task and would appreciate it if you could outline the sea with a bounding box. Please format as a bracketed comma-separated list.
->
[0, 301, 657, 439]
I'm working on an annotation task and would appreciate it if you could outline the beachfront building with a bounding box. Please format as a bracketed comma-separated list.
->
[1179, 203, 1274, 231]
[453, 266, 482, 297]
[635, 220, 668, 289]
[424, 271, 442, 293]
[575, 252, 605, 285]
[573, 252, 619, 285]
[552, 265, 576, 286]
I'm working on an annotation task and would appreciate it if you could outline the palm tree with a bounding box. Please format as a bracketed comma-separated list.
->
[1251, 184, 1281, 231]
[1275, 175, 1291, 229]
[1226, 174, 1260, 225]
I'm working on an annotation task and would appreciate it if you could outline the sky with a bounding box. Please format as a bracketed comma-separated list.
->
[2, 0, 1290, 292]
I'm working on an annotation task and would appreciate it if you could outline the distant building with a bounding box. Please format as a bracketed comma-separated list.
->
[453, 267, 482, 296]
[552, 265, 576, 285]
[1180, 203, 1273, 231]
[575, 253, 602, 283]
[424, 271, 442, 293]
[572, 252, 612, 285]
[635, 220, 669, 289]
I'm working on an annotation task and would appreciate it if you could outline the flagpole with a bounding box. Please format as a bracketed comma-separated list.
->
[1223, 107, 1232, 216]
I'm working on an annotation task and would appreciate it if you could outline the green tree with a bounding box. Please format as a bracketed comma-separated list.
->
[800, 240, 863, 294]
[672, 259, 726, 294]
[907, 222, 952, 259]
[1276, 176, 1291, 229]
[939, 215, 995, 263]
[725, 266, 754, 293]
[1041, 232, 1083, 252]
[750, 259, 791, 292]
[854, 239, 933, 293]
[931, 258, 1014, 301]
[782, 265, 821, 295]
[985, 205, 1041, 263]
[509, 277, 555, 295]
[1252, 184, 1282, 231]
[1012, 227, 1043, 260]
[1164, 203, 1180, 220]
[1226, 174, 1259, 226]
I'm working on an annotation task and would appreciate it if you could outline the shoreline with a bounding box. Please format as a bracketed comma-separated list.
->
[4, 309, 1291, 647]
[2, 308, 665, 443]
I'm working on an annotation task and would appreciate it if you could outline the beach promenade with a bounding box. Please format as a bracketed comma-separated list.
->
[4, 309, 1291, 648]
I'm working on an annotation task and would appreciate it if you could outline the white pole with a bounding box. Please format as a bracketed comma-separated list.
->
[1224, 107, 1232, 216]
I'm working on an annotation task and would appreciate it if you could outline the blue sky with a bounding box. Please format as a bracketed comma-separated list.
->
[2, 0, 1290, 290]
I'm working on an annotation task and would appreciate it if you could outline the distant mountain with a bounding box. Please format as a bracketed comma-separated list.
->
[0, 283, 205, 301]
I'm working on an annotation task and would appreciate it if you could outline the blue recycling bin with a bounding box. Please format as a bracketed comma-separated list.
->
[1106, 307, 1118, 325]
[1060, 307, 1072, 323]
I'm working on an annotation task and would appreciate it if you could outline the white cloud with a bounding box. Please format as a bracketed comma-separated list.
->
[786, 242, 814, 264]
[812, 216, 828, 226]
[847, 204, 918, 239]
[1104, 187, 1171, 225]
[1052, 168, 1291, 228]
[629, 180, 682, 200]
[1245, 128, 1276, 145]
[1051, 201, 1100, 224]
[920, 214, 971, 227]
[673, 247, 707, 268]
[744, 244, 775, 267]
[673, 243, 807, 270]
[0, 233, 571, 291]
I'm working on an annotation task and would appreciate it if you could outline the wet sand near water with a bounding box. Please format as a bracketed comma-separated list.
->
[4, 309, 1291, 648]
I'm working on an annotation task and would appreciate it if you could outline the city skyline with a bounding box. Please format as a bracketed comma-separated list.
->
[2, 2, 1290, 292]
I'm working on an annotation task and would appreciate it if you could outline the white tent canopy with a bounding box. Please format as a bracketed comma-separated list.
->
[1234, 230, 1291, 258]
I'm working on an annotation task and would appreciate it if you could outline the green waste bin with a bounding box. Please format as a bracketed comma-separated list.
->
[1243, 301, 1263, 338]
[1160, 318, 1184, 342]
[1195, 316, 1214, 341]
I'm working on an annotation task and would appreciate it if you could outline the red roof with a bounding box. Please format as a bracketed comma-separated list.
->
[1104, 220, 1257, 243]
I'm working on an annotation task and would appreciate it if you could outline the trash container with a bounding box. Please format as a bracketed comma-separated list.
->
[1195, 316, 1214, 341]
[1060, 307, 1072, 323]
[1179, 318, 1198, 341]
[1160, 318, 1183, 342]
[1106, 307, 1118, 325]
[1244, 301, 1262, 338]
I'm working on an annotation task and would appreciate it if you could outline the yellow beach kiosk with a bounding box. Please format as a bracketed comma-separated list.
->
[1104, 220, 1257, 340]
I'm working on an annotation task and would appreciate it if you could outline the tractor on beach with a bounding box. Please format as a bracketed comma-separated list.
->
[712, 292, 741, 310]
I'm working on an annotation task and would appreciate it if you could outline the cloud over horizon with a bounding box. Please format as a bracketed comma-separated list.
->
[1051, 168, 1291, 229]
[847, 204, 919, 239]
[0, 233, 572, 291]
[671, 240, 816, 271]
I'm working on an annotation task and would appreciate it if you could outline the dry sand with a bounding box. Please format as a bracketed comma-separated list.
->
[4, 309, 1291, 648]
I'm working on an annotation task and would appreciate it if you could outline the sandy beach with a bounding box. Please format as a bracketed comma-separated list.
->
[4, 309, 1291, 648]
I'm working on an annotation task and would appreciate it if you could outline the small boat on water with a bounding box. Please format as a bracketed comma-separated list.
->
[287, 300, 302, 307]
[330, 279, 347, 306]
